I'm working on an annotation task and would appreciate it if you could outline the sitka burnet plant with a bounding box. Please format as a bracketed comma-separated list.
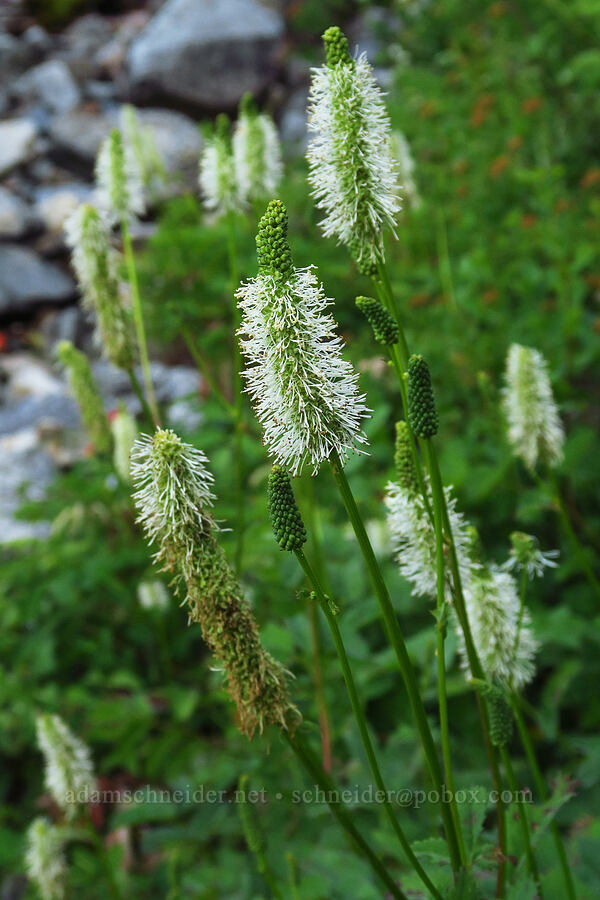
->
[237, 200, 369, 474]
[131, 428, 297, 737]
[307, 26, 400, 275]
[233, 93, 282, 206]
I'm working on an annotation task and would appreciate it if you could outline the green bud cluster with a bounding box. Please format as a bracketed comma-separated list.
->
[349, 236, 378, 276]
[323, 26, 354, 68]
[57, 341, 112, 455]
[215, 112, 231, 145]
[256, 200, 293, 279]
[479, 683, 513, 748]
[239, 92, 257, 119]
[267, 466, 307, 551]
[238, 774, 265, 855]
[394, 421, 418, 494]
[407, 354, 439, 438]
[356, 295, 399, 345]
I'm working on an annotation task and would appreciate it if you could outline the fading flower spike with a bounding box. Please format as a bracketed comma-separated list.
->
[36, 714, 96, 819]
[502, 343, 564, 471]
[460, 566, 537, 690]
[120, 104, 166, 202]
[64, 203, 136, 371]
[504, 531, 559, 579]
[25, 818, 67, 900]
[237, 201, 369, 475]
[473, 681, 513, 748]
[131, 428, 298, 737]
[95, 128, 145, 226]
[407, 354, 438, 438]
[267, 465, 307, 551]
[394, 420, 418, 494]
[307, 26, 400, 275]
[199, 113, 240, 217]
[57, 341, 111, 455]
[233, 93, 283, 205]
[356, 295, 398, 345]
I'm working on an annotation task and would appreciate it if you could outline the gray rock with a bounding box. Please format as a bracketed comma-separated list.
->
[49, 109, 115, 164]
[34, 182, 92, 235]
[128, 0, 284, 109]
[0, 186, 39, 239]
[0, 119, 38, 177]
[61, 13, 113, 80]
[279, 87, 308, 149]
[0, 394, 78, 437]
[91, 359, 200, 414]
[12, 59, 81, 115]
[22, 24, 53, 53]
[0, 428, 54, 543]
[0, 31, 26, 80]
[0, 245, 75, 315]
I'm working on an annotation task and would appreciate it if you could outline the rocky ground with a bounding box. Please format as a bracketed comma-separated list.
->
[0, 0, 394, 541]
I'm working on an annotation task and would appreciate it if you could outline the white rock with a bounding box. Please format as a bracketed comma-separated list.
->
[0, 119, 38, 176]
[12, 59, 81, 114]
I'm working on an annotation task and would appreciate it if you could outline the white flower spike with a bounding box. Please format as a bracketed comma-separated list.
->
[26, 818, 67, 900]
[307, 26, 401, 275]
[36, 714, 96, 819]
[502, 343, 564, 471]
[95, 128, 145, 227]
[199, 113, 240, 217]
[503, 531, 559, 580]
[233, 93, 282, 205]
[237, 200, 369, 475]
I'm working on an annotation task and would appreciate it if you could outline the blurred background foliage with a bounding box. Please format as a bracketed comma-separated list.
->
[3, 0, 600, 896]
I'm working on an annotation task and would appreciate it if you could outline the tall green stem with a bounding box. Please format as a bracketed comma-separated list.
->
[226, 210, 245, 572]
[328, 449, 463, 874]
[512, 698, 577, 899]
[423, 440, 466, 866]
[374, 259, 408, 367]
[181, 325, 235, 416]
[121, 219, 160, 428]
[284, 730, 408, 900]
[549, 471, 600, 601]
[295, 548, 443, 899]
[435, 210, 457, 312]
[500, 748, 543, 895]
[126, 367, 155, 430]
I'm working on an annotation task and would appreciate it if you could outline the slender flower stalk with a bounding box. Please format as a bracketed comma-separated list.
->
[131, 428, 296, 738]
[233, 94, 282, 206]
[240, 200, 462, 871]
[307, 26, 401, 276]
[95, 129, 159, 426]
[238, 773, 283, 899]
[36, 714, 96, 819]
[267, 466, 443, 899]
[26, 818, 67, 900]
[57, 341, 112, 455]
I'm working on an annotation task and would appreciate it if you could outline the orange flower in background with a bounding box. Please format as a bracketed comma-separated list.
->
[489, 155, 510, 177]
[471, 93, 495, 127]
[594, 317, 600, 334]
[488, 1, 507, 16]
[419, 100, 437, 119]
[482, 288, 499, 305]
[521, 213, 537, 228]
[555, 198, 570, 213]
[584, 273, 600, 289]
[456, 184, 469, 198]
[452, 158, 469, 174]
[507, 135, 523, 151]
[409, 293, 430, 309]
[580, 168, 600, 189]
[522, 97, 543, 114]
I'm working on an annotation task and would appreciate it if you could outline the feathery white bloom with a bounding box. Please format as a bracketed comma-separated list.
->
[131, 428, 216, 569]
[391, 131, 421, 209]
[459, 566, 538, 690]
[233, 96, 282, 204]
[110, 407, 138, 481]
[137, 579, 170, 610]
[64, 203, 136, 371]
[237, 201, 369, 475]
[307, 27, 400, 274]
[120, 104, 166, 202]
[26, 818, 67, 900]
[502, 343, 564, 471]
[503, 531, 559, 580]
[95, 128, 145, 226]
[36, 714, 96, 819]
[385, 477, 474, 600]
[199, 114, 240, 217]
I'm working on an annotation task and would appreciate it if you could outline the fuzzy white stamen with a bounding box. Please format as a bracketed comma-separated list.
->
[95, 128, 145, 227]
[36, 714, 96, 819]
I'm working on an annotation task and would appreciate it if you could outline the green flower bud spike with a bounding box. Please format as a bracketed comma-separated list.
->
[256, 199, 293, 279]
[239, 92, 257, 118]
[407, 354, 439, 438]
[323, 25, 354, 68]
[58, 341, 112, 454]
[216, 112, 231, 145]
[474, 681, 514, 748]
[394, 420, 418, 495]
[356, 296, 399, 346]
[267, 465, 307, 552]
